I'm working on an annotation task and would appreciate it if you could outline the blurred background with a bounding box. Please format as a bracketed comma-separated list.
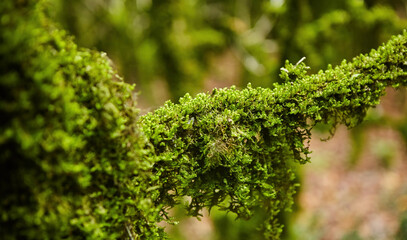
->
[47, 0, 407, 239]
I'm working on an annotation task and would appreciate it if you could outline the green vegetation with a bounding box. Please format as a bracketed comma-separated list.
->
[1, 0, 406, 239]
[0, 1, 160, 238]
[52, 0, 406, 103]
[141, 32, 407, 239]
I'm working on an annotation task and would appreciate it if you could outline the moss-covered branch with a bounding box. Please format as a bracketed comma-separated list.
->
[0, 1, 160, 239]
[1, 1, 407, 239]
[140, 32, 407, 239]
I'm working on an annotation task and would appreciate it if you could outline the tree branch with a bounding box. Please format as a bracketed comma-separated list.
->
[141, 31, 407, 239]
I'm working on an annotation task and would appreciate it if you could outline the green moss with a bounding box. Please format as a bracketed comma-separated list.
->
[0, 1, 162, 239]
[141, 31, 407, 239]
[1, 1, 407, 239]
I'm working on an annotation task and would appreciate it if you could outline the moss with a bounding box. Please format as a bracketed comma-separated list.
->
[1, 1, 407, 239]
[141, 31, 407, 239]
[0, 1, 162, 239]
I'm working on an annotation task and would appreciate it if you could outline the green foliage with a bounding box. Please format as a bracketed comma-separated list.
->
[52, 0, 406, 103]
[1, 0, 407, 239]
[274, 0, 406, 72]
[51, 0, 231, 100]
[140, 32, 407, 239]
[0, 1, 162, 239]
[396, 212, 407, 240]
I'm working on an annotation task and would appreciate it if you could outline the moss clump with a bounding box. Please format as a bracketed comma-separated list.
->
[1, 1, 407, 239]
[141, 31, 407, 239]
[0, 1, 162, 239]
